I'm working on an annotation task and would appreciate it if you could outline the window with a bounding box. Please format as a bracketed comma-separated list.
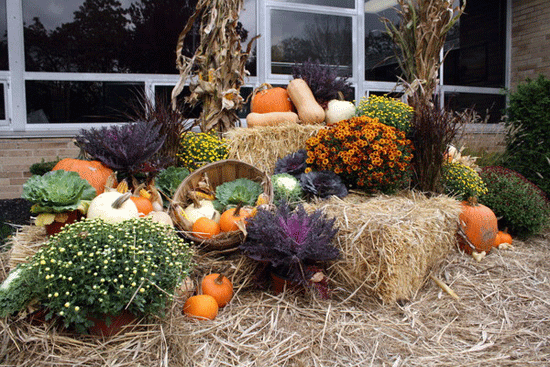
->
[443, 0, 506, 88]
[270, 10, 352, 76]
[0, 0, 6, 70]
[273, 0, 354, 8]
[26, 81, 144, 124]
[22, 0, 200, 74]
[0, 83, 5, 120]
[1, 0, 510, 134]
[444, 92, 506, 124]
[364, 2, 400, 82]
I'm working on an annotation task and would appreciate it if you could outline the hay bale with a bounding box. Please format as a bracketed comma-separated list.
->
[2, 227, 550, 366]
[305, 191, 462, 304]
[7, 225, 47, 270]
[224, 123, 323, 174]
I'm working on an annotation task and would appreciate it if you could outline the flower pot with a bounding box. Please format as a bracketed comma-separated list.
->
[270, 272, 303, 295]
[87, 310, 137, 337]
[45, 210, 83, 236]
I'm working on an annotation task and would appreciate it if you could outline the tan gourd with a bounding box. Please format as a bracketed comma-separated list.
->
[287, 78, 325, 124]
[246, 111, 299, 127]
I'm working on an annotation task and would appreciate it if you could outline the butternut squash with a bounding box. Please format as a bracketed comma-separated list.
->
[287, 79, 325, 124]
[246, 112, 299, 127]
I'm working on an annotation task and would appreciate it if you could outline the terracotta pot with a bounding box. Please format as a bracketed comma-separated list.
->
[87, 310, 137, 337]
[270, 272, 303, 295]
[45, 210, 83, 236]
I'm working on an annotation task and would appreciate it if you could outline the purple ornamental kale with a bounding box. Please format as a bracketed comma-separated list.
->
[240, 202, 339, 286]
[75, 120, 165, 174]
[274, 149, 307, 178]
[300, 170, 348, 199]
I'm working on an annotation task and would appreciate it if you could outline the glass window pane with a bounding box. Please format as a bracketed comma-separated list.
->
[273, 0, 354, 8]
[444, 92, 506, 124]
[271, 10, 352, 76]
[443, 0, 506, 87]
[155, 85, 253, 120]
[0, 0, 6, 70]
[22, 0, 203, 74]
[364, 2, 400, 82]
[242, 0, 257, 77]
[0, 83, 5, 119]
[155, 85, 201, 119]
[26, 81, 144, 124]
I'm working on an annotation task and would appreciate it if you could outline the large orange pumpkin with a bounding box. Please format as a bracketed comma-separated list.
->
[52, 158, 113, 195]
[458, 199, 498, 254]
[251, 83, 295, 114]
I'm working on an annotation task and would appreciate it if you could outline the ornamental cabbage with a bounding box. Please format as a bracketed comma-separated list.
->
[22, 170, 97, 214]
[214, 178, 263, 212]
[272, 173, 303, 207]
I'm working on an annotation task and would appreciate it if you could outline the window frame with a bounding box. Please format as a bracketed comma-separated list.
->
[0, 0, 511, 137]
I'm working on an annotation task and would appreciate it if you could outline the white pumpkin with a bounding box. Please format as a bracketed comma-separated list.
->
[324, 99, 356, 124]
[146, 211, 174, 227]
[87, 192, 139, 224]
[184, 199, 221, 224]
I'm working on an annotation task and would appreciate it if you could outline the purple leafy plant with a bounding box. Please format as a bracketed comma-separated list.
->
[75, 120, 165, 176]
[273, 149, 307, 178]
[240, 202, 339, 287]
[300, 170, 348, 199]
[292, 58, 353, 108]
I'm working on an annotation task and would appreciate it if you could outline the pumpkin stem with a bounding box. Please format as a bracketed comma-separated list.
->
[466, 196, 478, 206]
[214, 273, 225, 285]
[233, 202, 243, 217]
[112, 192, 132, 209]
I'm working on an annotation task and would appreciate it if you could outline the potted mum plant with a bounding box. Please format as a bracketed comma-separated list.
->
[239, 202, 339, 297]
[0, 217, 194, 336]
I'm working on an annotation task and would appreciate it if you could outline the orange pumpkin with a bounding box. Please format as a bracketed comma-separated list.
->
[52, 158, 113, 195]
[458, 199, 498, 254]
[251, 83, 295, 114]
[192, 217, 221, 239]
[183, 294, 218, 320]
[494, 230, 513, 248]
[130, 196, 154, 217]
[201, 273, 233, 308]
[219, 206, 253, 232]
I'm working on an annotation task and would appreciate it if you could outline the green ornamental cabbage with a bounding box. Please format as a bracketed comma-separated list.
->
[22, 170, 97, 213]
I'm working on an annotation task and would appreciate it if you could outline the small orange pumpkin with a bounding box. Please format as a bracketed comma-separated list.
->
[192, 217, 221, 239]
[251, 83, 295, 114]
[183, 294, 218, 320]
[494, 230, 513, 248]
[52, 158, 113, 195]
[458, 198, 498, 254]
[219, 205, 253, 232]
[201, 273, 233, 308]
[130, 196, 154, 217]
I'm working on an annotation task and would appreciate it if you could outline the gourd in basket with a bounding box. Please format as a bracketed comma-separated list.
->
[170, 159, 273, 251]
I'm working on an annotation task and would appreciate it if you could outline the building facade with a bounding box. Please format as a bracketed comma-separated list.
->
[0, 0, 548, 199]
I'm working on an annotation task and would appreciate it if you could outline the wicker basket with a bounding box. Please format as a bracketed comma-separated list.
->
[170, 159, 273, 251]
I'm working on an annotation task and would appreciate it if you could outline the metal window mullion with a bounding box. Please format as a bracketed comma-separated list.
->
[6, 0, 25, 132]
[355, 0, 365, 101]
[265, 1, 356, 16]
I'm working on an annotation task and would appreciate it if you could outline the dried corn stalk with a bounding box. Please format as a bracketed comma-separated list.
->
[172, 0, 259, 133]
[383, 0, 465, 102]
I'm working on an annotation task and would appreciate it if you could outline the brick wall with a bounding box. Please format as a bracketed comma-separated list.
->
[511, 0, 550, 88]
[0, 138, 80, 200]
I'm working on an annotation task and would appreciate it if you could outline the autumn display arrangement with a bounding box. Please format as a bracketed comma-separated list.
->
[2, 1, 550, 366]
